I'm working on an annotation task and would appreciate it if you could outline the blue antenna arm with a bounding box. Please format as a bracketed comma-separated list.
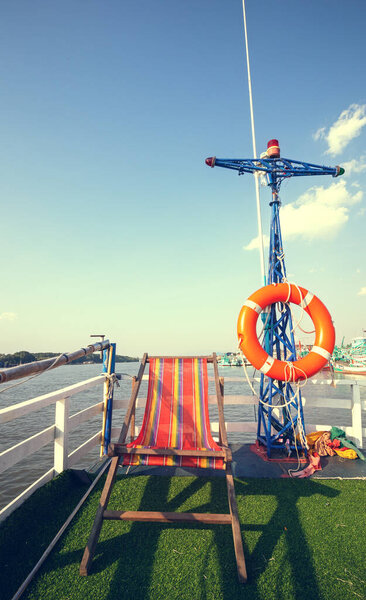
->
[205, 156, 344, 179]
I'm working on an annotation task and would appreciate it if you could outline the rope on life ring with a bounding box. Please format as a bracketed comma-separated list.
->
[237, 283, 335, 382]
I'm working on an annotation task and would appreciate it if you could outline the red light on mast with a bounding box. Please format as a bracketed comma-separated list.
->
[267, 139, 280, 158]
[205, 156, 216, 168]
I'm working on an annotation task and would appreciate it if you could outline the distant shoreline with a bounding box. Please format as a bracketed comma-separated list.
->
[0, 351, 139, 368]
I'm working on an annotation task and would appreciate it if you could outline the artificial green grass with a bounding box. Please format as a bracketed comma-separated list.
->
[1, 473, 365, 600]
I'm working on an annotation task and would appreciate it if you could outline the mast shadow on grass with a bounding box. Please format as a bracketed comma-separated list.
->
[221, 478, 341, 600]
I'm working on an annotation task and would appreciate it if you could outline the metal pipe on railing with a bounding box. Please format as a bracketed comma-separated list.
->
[0, 340, 110, 384]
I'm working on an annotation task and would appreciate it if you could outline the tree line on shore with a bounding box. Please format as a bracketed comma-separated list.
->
[0, 351, 139, 368]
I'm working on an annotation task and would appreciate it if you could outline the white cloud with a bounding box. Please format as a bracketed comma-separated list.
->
[0, 312, 17, 321]
[358, 287, 366, 296]
[342, 156, 366, 175]
[313, 127, 326, 142]
[244, 180, 362, 249]
[281, 180, 362, 240]
[314, 104, 366, 156]
[243, 234, 269, 251]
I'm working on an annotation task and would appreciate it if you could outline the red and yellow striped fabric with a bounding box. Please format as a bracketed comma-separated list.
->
[123, 358, 225, 469]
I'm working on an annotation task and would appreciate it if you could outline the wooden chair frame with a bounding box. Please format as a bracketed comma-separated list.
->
[80, 353, 247, 583]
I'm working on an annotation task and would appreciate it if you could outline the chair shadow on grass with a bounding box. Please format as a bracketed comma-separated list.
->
[86, 473, 339, 600]
[94, 474, 221, 600]
[22, 473, 341, 600]
[73, 476, 339, 600]
[24, 473, 341, 600]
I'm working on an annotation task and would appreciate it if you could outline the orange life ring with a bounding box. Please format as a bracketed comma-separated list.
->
[237, 283, 335, 382]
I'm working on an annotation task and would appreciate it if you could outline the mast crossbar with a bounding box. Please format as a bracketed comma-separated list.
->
[209, 157, 340, 180]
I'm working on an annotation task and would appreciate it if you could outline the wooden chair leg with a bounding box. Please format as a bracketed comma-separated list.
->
[130, 376, 136, 443]
[80, 456, 120, 576]
[226, 464, 247, 583]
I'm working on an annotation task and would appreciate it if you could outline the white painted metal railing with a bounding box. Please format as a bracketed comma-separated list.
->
[0, 375, 106, 521]
[115, 375, 366, 449]
[0, 372, 365, 522]
[219, 377, 366, 450]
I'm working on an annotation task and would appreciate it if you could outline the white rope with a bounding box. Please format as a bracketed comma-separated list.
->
[119, 372, 135, 379]
[257, 308, 271, 344]
[239, 349, 259, 400]
[286, 379, 310, 477]
[276, 253, 315, 336]
[282, 339, 309, 474]
[240, 259, 313, 463]
[239, 346, 308, 474]
[103, 372, 120, 388]
[239, 346, 307, 410]
[102, 373, 120, 403]
[241, 0, 266, 285]
[287, 404, 302, 476]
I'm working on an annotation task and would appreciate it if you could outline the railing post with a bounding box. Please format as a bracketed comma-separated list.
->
[350, 382, 362, 448]
[54, 397, 70, 475]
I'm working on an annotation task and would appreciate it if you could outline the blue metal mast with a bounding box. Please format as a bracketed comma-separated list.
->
[206, 150, 344, 457]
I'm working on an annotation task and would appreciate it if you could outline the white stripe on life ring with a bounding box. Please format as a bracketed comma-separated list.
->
[260, 355, 275, 374]
[302, 291, 314, 308]
[312, 346, 331, 360]
[244, 299, 262, 314]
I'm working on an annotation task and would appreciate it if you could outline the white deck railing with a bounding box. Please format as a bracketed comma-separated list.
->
[121, 375, 366, 449]
[0, 372, 365, 522]
[213, 377, 366, 449]
[0, 375, 107, 521]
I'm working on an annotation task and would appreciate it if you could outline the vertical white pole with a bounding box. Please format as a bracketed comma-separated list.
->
[351, 382, 362, 448]
[54, 397, 70, 475]
[241, 0, 266, 285]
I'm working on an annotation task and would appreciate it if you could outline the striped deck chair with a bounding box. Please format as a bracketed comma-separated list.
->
[80, 354, 247, 583]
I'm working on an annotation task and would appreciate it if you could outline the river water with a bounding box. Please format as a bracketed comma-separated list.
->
[0, 362, 365, 511]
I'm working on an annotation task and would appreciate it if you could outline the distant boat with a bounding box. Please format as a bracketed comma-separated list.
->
[330, 335, 366, 375]
[220, 355, 232, 367]
[218, 353, 245, 367]
[332, 362, 366, 375]
[230, 356, 242, 367]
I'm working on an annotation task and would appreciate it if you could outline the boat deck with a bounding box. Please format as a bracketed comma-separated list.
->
[117, 442, 366, 480]
[1, 458, 365, 600]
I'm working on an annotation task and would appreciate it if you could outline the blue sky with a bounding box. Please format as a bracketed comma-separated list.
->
[0, 0, 365, 355]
